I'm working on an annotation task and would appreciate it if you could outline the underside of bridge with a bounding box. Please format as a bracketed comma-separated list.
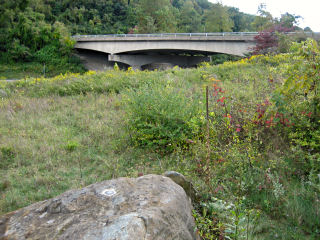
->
[76, 49, 213, 70]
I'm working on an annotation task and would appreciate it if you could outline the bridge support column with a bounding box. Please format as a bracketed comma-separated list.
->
[131, 65, 142, 70]
[75, 50, 114, 71]
[108, 54, 210, 69]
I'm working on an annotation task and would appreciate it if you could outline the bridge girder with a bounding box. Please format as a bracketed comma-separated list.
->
[75, 40, 254, 57]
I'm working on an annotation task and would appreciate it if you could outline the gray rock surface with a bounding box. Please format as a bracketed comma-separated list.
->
[164, 171, 198, 202]
[0, 174, 198, 240]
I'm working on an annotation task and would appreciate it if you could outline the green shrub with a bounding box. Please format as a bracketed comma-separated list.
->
[65, 140, 79, 152]
[124, 81, 204, 151]
[34, 44, 60, 63]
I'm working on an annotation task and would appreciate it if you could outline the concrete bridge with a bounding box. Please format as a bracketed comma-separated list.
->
[73, 32, 320, 70]
[73, 32, 257, 70]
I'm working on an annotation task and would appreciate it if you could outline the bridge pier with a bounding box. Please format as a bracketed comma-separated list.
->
[108, 54, 210, 69]
[131, 65, 142, 70]
[75, 50, 114, 71]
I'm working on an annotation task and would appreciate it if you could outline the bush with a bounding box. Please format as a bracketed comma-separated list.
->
[34, 44, 60, 63]
[124, 81, 204, 151]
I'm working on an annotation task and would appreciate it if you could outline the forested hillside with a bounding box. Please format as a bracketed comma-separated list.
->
[0, 0, 301, 63]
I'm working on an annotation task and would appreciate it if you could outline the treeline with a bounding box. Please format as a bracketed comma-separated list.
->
[0, 0, 305, 63]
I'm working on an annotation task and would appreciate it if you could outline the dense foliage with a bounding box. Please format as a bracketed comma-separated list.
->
[0, 0, 73, 61]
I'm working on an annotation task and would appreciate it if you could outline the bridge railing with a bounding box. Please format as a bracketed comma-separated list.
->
[72, 32, 259, 39]
[72, 32, 320, 40]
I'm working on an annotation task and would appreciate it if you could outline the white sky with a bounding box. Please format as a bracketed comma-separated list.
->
[210, 0, 320, 32]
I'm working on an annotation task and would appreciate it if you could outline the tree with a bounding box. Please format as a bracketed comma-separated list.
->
[204, 3, 234, 32]
[135, 0, 178, 33]
[279, 12, 301, 29]
[0, 0, 76, 62]
[251, 3, 274, 31]
[252, 24, 293, 55]
[304, 27, 312, 32]
[52, 21, 74, 55]
[196, 0, 211, 10]
[178, 0, 202, 32]
[228, 7, 255, 32]
[252, 6, 302, 55]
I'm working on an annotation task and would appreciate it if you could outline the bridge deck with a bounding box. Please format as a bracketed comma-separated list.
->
[73, 32, 258, 42]
[73, 32, 320, 42]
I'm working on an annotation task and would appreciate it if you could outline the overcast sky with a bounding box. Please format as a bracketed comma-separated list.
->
[210, 0, 320, 32]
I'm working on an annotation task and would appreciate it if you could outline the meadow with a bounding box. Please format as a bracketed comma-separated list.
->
[0, 39, 319, 239]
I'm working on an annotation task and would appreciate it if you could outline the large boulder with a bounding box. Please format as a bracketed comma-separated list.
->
[0, 174, 198, 240]
[164, 171, 199, 203]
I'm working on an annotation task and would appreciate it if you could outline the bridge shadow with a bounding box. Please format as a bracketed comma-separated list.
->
[141, 63, 177, 71]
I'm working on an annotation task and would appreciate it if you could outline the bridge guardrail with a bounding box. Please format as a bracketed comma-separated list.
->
[72, 32, 260, 39]
[72, 32, 320, 39]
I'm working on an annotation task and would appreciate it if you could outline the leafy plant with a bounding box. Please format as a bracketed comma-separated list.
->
[280, 39, 320, 153]
[252, 24, 293, 55]
[65, 140, 79, 152]
[282, 39, 320, 100]
[124, 81, 204, 151]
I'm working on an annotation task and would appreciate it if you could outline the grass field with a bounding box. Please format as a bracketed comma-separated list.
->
[1, 52, 319, 239]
